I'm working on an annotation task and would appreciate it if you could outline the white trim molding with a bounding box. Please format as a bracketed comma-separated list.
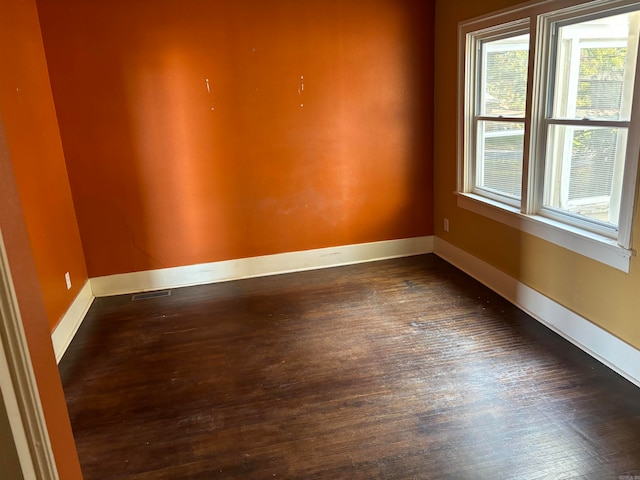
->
[53, 237, 434, 361]
[457, 193, 634, 272]
[434, 237, 640, 388]
[90, 237, 434, 297]
[51, 280, 93, 363]
[0, 230, 59, 479]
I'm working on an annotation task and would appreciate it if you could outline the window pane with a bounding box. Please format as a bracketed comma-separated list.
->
[544, 125, 626, 225]
[552, 13, 638, 121]
[476, 120, 524, 198]
[480, 34, 529, 117]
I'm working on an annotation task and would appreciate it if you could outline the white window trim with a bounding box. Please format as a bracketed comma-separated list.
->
[458, 0, 640, 273]
[456, 192, 633, 271]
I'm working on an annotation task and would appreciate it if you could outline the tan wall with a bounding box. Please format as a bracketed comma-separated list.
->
[434, 0, 640, 349]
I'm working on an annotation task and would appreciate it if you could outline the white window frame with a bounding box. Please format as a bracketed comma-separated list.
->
[472, 24, 529, 207]
[458, 0, 640, 273]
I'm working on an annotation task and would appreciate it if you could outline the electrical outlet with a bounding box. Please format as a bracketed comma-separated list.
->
[65, 272, 72, 290]
[444, 218, 450, 232]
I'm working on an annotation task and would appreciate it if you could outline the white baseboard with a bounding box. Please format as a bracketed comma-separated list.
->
[51, 280, 94, 363]
[91, 236, 434, 297]
[53, 237, 433, 360]
[434, 237, 640, 388]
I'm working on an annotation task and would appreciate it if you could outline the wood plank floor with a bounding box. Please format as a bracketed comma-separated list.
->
[59, 254, 640, 479]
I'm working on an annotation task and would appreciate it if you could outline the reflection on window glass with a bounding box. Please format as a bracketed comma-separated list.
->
[545, 125, 625, 225]
[553, 13, 634, 121]
[480, 34, 529, 117]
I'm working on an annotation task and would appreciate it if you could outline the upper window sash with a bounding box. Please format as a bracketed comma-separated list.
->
[536, 4, 640, 245]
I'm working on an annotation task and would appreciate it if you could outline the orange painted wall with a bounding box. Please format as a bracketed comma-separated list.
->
[0, 0, 84, 476]
[0, 0, 87, 331]
[0, 153, 83, 479]
[37, 0, 435, 278]
[0, 98, 83, 480]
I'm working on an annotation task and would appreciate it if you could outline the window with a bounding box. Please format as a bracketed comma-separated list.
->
[458, 0, 640, 272]
[475, 31, 529, 203]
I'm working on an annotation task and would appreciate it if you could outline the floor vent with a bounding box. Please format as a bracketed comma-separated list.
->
[131, 290, 171, 301]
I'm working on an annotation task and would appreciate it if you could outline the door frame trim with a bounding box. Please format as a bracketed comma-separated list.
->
[0, 228, 58, 479]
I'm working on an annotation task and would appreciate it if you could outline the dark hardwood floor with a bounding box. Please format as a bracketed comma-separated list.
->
[59, 254, 640, 479]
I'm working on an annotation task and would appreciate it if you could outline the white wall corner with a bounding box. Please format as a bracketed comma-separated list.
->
[90, 236, 435, 297]
[51, 280, 94, 364]
[434, 236, 640, 389]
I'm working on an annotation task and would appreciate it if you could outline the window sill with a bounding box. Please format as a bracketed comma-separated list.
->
[456, 192, 634, 273]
